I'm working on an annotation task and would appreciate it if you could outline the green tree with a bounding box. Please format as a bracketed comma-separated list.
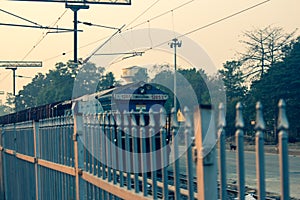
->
[246, 36, 300, 142]
[0, 104, 12, 116]
[151, 67, 211, 113]
[239, 25, 296, 81]
[219, 61, 246, 136]
[15, 61, 117, 110]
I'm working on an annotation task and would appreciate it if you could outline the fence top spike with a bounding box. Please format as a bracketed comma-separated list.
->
[159, 107, 166, 127]
[218, 103, 226, 128]
[130, 109, 137, 126]
[110, 113, 115, 125]
[115, 110, 122, 126]
[278, 99, 289, 130]
[99, 112, 104, 125]
[104, 111, 110, 125]
[149, 108, 155, 127]
[139, 110, 145, 126]
[171, 107, 178, 127]
[235, 102, 244, 128]
[255, 101, 265, 131]
[123, 110, 129, 126]
[93, 113, 98, 123]
[183, 106, 191, 128]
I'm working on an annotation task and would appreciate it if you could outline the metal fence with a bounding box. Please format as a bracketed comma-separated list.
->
[0, 100, 291, 200]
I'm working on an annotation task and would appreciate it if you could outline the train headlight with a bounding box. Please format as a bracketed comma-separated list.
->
[139, 87, 145, 94]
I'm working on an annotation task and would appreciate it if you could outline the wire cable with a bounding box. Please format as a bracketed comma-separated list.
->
[0, 71, 12, 84]
[124, 0, 161, 30]
[22, 9, 68, 60]
[145, 0, 272, 53]
[109, 0, 271, 66]
[125, 0, 195, 31]
[0, 8, 42, 26]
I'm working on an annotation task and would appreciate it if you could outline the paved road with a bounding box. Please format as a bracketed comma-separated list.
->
[170, 146, 300, 199]
[226, 150, 300, 199]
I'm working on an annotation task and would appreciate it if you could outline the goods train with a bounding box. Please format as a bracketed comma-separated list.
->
[0, 81, 169, 125]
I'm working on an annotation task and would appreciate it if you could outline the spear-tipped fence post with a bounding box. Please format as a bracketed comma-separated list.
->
[149, 108, 157, 198]
[104, 112, 112, 182]
[99, 112, 107, 180]
[130, 110, 139, 192]
[159, 108, 168, 199]
[218, 103, 227, 200]
[255, 102, 266, 200]
[139, 110, 147, 196]
[235, 102, 245, 200]
[110, 113, 117, 184]
[171, 107, 180, 199]
[123, 110, 131, 190]
[115, 110, 124, 187]
[183, 106, 194, 199]
[277, 99, 290, 200]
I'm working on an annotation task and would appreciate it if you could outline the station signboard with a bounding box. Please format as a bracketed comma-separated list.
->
[113, 94, 168, 101]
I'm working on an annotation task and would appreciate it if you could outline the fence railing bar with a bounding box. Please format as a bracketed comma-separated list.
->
[140, 111, 148, 196]
[131, 110, 139, 193]
[123, 110, 132, 191]
[149, 109, 158, 199]
[81, 171, 152, 200]
[15, 152, 36, 163]
[217, 103, 227, 200]
[277, 99, 290, 200]
[104, 112, 112, 182]
[160, 108, 169, 200]
[100, 113, 107, 180]
[235, 102, 245, 200]
[255, 102, 266, 200]
[183, 107, 194, 200]
[171, 107, 181, 199]
[110, 113, 118, 184]
[37, 158, 76, 177]
[116, 110, 124, 187]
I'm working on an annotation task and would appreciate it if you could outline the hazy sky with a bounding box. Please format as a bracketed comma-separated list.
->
[0, 0, 299, 103]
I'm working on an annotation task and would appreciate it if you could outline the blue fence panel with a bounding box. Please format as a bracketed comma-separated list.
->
[38, 165, 76, 200]
[3, 154, 36, 200]
[2, 124, 15, 151]
[39, 116, 74, 167]
[15, 121, 34, 156]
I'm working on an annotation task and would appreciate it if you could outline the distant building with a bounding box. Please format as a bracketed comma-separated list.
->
[121, 66, 148, 83]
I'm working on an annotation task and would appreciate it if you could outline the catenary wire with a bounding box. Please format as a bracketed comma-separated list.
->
[125, 0, 195, 31]
[109, 0, 271, 66]
[22, 9, 68, 60]
[0, 8, 42, 26]
[124, 0, 161, 30]
[145, 0, 271, 54]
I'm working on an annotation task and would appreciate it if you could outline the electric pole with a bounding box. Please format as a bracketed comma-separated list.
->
[0, 61, 42, 109]
[169, 38, 182, 112]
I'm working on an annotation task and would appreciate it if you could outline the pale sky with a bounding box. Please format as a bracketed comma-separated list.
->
[0, 0, 299, 103]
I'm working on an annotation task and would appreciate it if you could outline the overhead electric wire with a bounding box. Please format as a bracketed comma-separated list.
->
[0, 71, 12, 84]
[44, 0, 162, 64]
[22, 9, 68, 60]
[78, 20, 119, 30]
[109, 0, 271, 66]
[125, 0, 195, 31]
[124, 0, 161, 30]
[145, 0, 271, 53]
[44, 0, 269, 69]
[83, 24, 126, 63]
[0, 8, 42, 26]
